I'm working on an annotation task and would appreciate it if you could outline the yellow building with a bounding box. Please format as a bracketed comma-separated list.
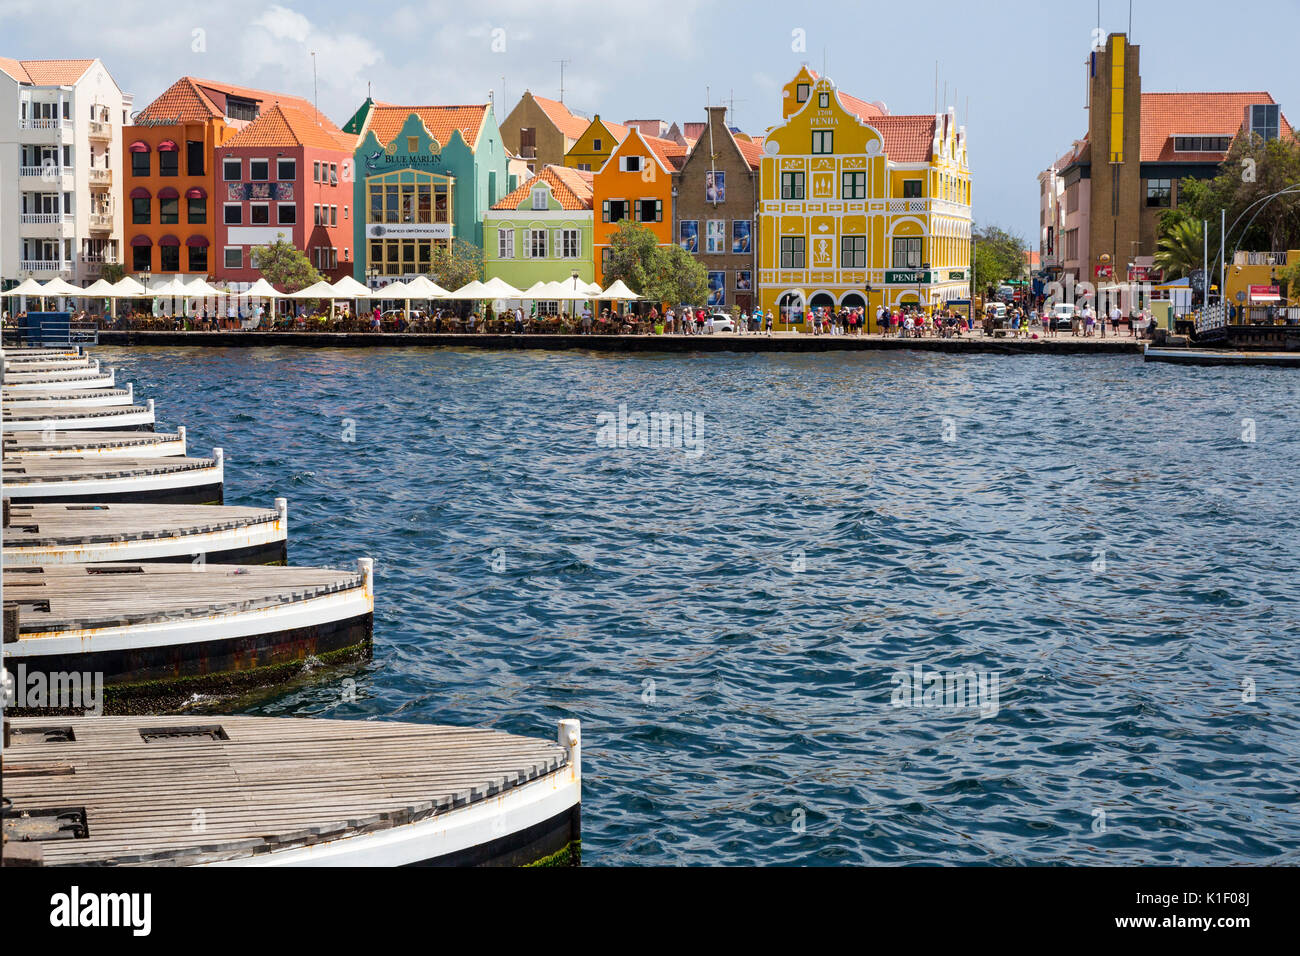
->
[758, 66, 972, 330]
[564, 115, 630, 171]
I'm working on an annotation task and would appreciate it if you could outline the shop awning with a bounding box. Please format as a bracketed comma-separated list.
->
[130, 235, 152, 247]
[1251, 293, 1282, 302]
[128, 140, 150, 152]
[186, 187, 207, 199]
[157, 140, 178, 151]
[129, 187, 151, 199]
[158, 234, 180, 246]
[185, 235, 209, 247]
[158, 186, 180, 200]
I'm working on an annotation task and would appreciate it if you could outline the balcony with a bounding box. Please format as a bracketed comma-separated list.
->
[19, 165, 73, 179]
[20, 117, 73, 130]
[19, 213, 74, 226]
[88, 120, 112, 141]
[89, 212, 114, 232]
[19, 260, 72, 274]
[88, 167, 112, 188]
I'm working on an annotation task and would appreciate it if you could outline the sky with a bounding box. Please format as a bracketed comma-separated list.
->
[3, 0, 1298, 240]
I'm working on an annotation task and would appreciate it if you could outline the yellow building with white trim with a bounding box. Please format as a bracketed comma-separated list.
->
[758, 67, 972, 330]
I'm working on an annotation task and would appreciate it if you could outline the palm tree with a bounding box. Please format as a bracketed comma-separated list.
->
[1155, 218, 1204, 280]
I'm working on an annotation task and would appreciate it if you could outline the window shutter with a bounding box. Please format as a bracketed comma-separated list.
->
[655, 200, 663, 222]
[602, 200, 610, 222]
[523, 230, 530, 258]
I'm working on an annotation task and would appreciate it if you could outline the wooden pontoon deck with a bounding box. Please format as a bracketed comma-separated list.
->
[4, 370, 115, 390]
[2, 400, 156, 432]
[4, 499, 287, 566]
[1, 357, 99, 374]
[3, 428, 185, 458]
[2, 451, 222, 504]
[2, 386, 134, 408]
[2, 716, 581, 867]
[4, 560, 373, 709]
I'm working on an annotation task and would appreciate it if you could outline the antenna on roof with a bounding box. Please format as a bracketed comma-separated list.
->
[555, 59, 570, 104]
[310, 51, 320, 125]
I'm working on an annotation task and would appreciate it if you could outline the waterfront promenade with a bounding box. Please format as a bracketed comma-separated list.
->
[97, 330, 1145, 355]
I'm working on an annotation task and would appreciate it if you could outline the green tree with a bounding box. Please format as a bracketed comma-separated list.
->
[602, 222, 708, 310]
[1168, 134, 1300, 256]
[428, 237, 484, 291]
[250, 237, 322, 292]
[1154, 218, 1205, 280]
[972, 223, 1026, 295]
[100, 262, 126, 284]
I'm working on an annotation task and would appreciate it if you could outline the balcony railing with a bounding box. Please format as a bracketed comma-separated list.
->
[19, 213, 74, 225]
[1234, 251, 1288, 267]
[19, 117, 73, 131]
[88, 167, 112, 187]
[19, 260, 72, 273]
[88, 212, 113, 230]
[19, 165, 72, 178]
[88, 120, 112, 140]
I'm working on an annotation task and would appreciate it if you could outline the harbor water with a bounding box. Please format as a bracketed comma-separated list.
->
[101, 345, 1300, 865]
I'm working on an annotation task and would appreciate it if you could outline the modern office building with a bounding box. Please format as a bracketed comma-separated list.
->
[0, 57, 131, 290]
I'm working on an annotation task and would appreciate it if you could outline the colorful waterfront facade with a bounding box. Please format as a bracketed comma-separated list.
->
[484, 165, 594, 304]
[564, 116, 628, 172]
[343, 99, 511, 284]
[499, 92, 588, 173]
[758, 66, 972, 329]
[591, 127, 684, 285]
[673, 105, 762, 311]
[213, 104, 355, 287]
[122, 77, 339, 278]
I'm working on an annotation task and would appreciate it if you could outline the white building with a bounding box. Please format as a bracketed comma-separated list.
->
[0, 58, 132, 294]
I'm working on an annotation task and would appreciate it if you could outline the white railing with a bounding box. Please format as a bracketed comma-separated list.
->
[88, 120, 112, 138]
[19, 213, 74, 225]
[18, 165, 72, 177]
[885, 199, 930, 213]
[19, 117, 72, 130]
[1233, 251, 1288, 267]
[88, 213, 113, 230]
[81, 253, 118, 264]
[88, 168, 112, 186]
[19, 260, 72, 273]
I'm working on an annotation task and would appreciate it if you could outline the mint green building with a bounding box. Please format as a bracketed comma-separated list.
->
[342, 99, 512, 284]
[484, 165, 595, 302]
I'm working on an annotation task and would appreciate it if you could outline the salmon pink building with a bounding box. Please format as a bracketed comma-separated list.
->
[213, 104, 356, 286]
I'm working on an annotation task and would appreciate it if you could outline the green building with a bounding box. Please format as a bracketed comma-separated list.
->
[484, 165, 595, 303]
[343, 99, 512, 284]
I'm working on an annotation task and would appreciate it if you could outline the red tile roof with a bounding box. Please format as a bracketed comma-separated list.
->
[492, 164, 594, 211]
[731, 132, 764, 169]
[0, 58, 95, 86]
[530, 94, 590, 141]
[866, 115, 937, 163]
[1139, 91, 1293, 161]
[363, 104, 489, 149]
[643, 133, 687, 171]
[135, 76, 343, 134]
[221, 103, 354, 152]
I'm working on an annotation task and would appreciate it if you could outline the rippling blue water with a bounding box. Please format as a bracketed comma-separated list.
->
[99, 345, 1300, 865]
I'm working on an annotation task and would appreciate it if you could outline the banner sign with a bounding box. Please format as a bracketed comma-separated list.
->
[366, 223, 452, 239]
[885, 270, 931, 284]
[226, 182, 293, 201]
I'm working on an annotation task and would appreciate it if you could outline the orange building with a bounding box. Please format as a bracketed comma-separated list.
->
[123, 77, 342, 277]
[591, 127, 684, 284]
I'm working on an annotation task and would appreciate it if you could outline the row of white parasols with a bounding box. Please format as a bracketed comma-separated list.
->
[3, 274, 641, 307]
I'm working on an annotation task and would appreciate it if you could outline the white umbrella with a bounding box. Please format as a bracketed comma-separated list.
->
[480, 276, 523, 300]
[331, 275, 373, 298]
[111, 276, 149, 296]
[583, 281, 604, 295]
[403, 275, 449, 300]
[184, 277, 220, 297]
[551, 275, 593, 299]
[82, 279, 117, 297]
[521, 281, 551, 299]
[376, 280, 411, 298]
[147, 277, 189, 296]
[289, 280, 337, 299]
[448, 280, 488, 299]
[245, 278, 283, 298]
[7, 278, 46, 297]
[40, 277, 81, 296]
[600, 279, 641, 300]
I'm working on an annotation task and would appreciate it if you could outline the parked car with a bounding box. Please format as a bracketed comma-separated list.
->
[1050, 303, 1076, 330]
[708, 312, 735, 333]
